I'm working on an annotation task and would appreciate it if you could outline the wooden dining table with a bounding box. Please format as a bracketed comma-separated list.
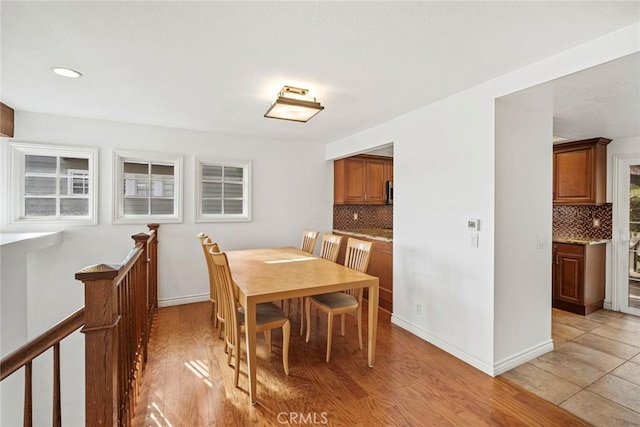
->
[225, 246, 380, 404]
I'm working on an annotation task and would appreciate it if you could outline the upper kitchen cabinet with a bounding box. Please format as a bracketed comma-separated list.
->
[553, 137, 611, 205]
[334, 155, 392, 204]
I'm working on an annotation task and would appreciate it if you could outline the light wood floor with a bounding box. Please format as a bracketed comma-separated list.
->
[133, 302, 587, 426]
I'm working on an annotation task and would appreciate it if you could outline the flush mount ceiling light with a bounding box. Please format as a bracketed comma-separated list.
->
[264, 86, 324, 122]
[52, 67, 82, 78]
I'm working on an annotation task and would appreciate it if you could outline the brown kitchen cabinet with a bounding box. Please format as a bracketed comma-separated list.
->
[334, 233, 393, 313]
[334, 155, 392, 205]
[384, 158, 394, 182]
[553, 137, 611, 205]
[552, 242, 605, 315]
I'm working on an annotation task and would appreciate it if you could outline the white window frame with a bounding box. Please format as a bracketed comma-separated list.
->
[113, 150, 183, 224]
[194, 158, 252, 223]
[8, 142, 98, 225]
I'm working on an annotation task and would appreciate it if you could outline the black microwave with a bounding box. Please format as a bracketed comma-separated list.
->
[386, 181, 393, 204]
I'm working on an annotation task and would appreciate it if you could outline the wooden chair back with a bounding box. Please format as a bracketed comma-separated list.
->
[210, 252, 240, 352]
[300, 230, 319, 254]
[343, 238, 373, 299]
[344, 238, 372, 273]
[199, 234, 224, 330]
[319, 234, 343, 263]
[198, 233, 219, 304]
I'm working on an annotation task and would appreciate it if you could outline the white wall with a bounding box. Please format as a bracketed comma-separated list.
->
[326, 23, 639, 375]
[0, 112, 333, 425]
[494, 88, 554, 372]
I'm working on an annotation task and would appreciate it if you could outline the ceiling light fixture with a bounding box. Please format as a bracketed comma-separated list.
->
[52, 67, 83, 78]
[264, 86, 324, 122]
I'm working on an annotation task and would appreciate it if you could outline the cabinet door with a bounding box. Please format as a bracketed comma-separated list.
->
[555, 250, 584, 305]
[384, 159, 394, 182]
[343, 158, 367, 203]
[365, 158, 386, 203]
[335, 155, 393, 205]
[367, 240, 393, 312]
[554, 147, 593, 204]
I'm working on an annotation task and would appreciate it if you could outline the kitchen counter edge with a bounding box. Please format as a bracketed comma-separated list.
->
[552, 238, 610, 245]
[333, 229, 393, 243]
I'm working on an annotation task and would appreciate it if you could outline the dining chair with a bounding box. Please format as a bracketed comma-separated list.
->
[298, 233, 344, 336]
[288, 230, 320, 334]
[319, 233, 343, 263]
[205, 242, 275, 355]
[210, 251, 290, 386]
[198, 233, 221, 328]
[305, 237, 372, 362]
[300, 229, 319, 254]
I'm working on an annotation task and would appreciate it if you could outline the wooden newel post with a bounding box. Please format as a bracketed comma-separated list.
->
[147, 223, 159, 314]
[75, 264, 121, 427]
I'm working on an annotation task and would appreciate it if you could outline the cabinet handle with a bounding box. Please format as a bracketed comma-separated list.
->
[555, 255, 559, 265]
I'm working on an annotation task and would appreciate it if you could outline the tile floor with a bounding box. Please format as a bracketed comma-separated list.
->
[500, 308, 640, 426]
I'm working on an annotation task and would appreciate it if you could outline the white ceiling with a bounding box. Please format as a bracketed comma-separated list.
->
[1, 2, 639, 145]
[551, 53, 640, 141]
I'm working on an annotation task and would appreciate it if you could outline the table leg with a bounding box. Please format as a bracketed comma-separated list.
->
[245, 299, 258, 404]
[367, 280, 379, 367]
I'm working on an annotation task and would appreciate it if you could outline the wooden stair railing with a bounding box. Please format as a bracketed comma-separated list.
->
[0, 308, 85, 427]
[75, 223, 159, 427]
[0, 224, 159, 427]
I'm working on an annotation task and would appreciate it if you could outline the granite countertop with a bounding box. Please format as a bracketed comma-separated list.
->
[552, 237, 610, 245]
[333, 228, 393, 242]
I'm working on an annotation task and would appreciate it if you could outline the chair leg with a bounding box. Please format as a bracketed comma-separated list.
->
[279, 299, 292, 316]
[233, 345, 240, 387]
[357, 307, 363, 350]
[264, 330, 272, 353]
[299, 297, 305, 336]
[326, 312, 334, 363]
[282, 320, 290, 375]
[211, 301, 218, 328]
[340, 314, 346, 336]
[305, 298, 312, 343]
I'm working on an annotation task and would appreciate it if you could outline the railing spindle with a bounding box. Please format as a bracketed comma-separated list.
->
[53, 343, 61, 427]
[24, 362, 32, 427]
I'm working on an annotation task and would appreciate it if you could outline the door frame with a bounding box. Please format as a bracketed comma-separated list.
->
[612, 153, 640, 316]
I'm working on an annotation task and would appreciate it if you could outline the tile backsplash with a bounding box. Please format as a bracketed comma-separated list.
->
[334, 204, 610, 237]
[553, 204, 612, 240]
[333, 204, 393, 230]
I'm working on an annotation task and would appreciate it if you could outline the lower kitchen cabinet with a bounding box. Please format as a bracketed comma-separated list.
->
[335, 233, 393, 313]
[552, 242, 605, 315]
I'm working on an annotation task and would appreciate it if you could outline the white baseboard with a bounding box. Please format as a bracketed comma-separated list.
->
[603, 300, 612, 310]
[391, 314, 495, 376]
[390, 314, 554, 377]
[158, 293, 209, 308]
[493, 340, 554, 376]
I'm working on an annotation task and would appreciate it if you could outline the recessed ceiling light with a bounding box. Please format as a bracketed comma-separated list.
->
[52, 67, 82, 78]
